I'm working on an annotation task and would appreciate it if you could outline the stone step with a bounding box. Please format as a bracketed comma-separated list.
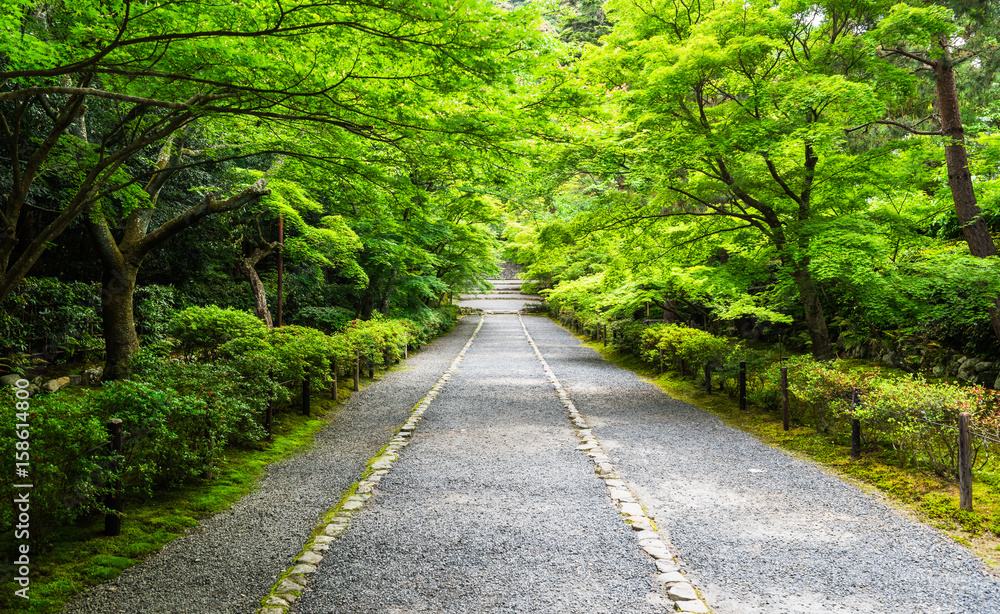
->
[458, 296, 543, 301]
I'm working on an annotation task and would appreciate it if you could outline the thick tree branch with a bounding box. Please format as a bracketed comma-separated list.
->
[846, 118, 942, 136]
[761, 154, 803, 206]
[136, 178, 272, 259]
[0, 87, 234, 108]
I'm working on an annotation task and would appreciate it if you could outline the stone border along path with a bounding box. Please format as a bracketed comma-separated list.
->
[517, 314, 712, 614]
[255, 315, 486, 614]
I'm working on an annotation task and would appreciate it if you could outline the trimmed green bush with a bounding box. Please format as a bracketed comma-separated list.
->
[0, 387, 110, 543]
[294, 306, 355, 333]
[169, 306, 268, 357]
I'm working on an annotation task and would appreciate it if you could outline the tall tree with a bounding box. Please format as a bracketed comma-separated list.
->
[859, 1, 1000, 346]
[0, 0, 547, 302]
[577, 0, 892, 358]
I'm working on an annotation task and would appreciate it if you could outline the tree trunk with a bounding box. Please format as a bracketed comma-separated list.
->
[235, 242, 278, 328]
[934, 43, 1000, 344]
[100, 261, 140, 382]
[793, 267, 833, 360]
[377, 268, 397, 316]
[237, 258, 274, 328]
[359, 288, 375, 321]
[663, 298, 676, 324]
[88, 172, 272, 378]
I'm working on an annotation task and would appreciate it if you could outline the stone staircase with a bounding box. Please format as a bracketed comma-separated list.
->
[456, 279, 544, 314]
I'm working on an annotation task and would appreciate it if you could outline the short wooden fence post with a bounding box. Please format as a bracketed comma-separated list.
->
[603, 324, 607, 347]
[265, 369, 275, 438]
[738, 361, 747, 411]
[105, 419, 124, 537]
[301, 370, 311, 416]
[850, 388, 861, 460]
[331, 361, 338, 400]
[959, 412, 973, 511]
[780, 365, 789, 431]
[353, 355, 360, 391]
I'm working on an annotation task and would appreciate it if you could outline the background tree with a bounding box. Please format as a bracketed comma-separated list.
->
[0, 0, 547, 302]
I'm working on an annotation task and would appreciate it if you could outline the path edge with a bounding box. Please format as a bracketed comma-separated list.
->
[255, 314, 485, 614]
[518, 314, 714, 614]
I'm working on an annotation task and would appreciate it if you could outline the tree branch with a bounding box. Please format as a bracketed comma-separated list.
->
[845, 118, 942, 136]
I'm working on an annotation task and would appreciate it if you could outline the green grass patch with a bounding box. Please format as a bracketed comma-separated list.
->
[574, 328, 1000, 569]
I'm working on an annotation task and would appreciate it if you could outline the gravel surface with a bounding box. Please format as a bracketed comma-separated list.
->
[293, 314, 667, 614]
[521, 315, 1000, 614]
[62, 318, 478, 614]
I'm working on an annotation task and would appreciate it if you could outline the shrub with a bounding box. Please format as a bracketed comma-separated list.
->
[608, 319, 646, 355]
[95, 360, 267, 493]
[391, 305, 458, 346]
[784, 356, 858, 430]
[0, 387, 110, 543]
[169, 306, 268, 357]
[859, 377, 986, 478]
[134, 284, 178, 343]
[640, 324, 733, 370]
[0, 277, 102, 367]
[267, 325, 335, 386]
[293, 306, 355, 333]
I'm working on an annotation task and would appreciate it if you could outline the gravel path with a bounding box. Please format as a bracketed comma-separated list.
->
[62, 318, 478, 614]
[521, 315, 1000, 614]
[63, 312, 1000, 614]
[291, 314, 668, 614]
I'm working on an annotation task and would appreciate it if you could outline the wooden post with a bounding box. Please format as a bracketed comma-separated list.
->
[266, 369, 274, 437]
[659, 348, 664, 374]
[851, 388, 861, 460]
[331, 361, 338, 400]
[738, 361, 747, 411]
[603, 324, 607, 346]
[277, 214, 283, 328]
[959, 412, 973, 511]
[105, 419, 123, 536]
[301, 371, 311, 416]
[680, 358, 686, 377]
[265, 398, 273, 438]
[353, 355, 360, 391]
[705, 364, 712, 393]
[781, 366, 789, 431]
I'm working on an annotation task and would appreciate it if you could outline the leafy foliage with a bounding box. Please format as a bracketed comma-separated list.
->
[169, 306, 269, 358]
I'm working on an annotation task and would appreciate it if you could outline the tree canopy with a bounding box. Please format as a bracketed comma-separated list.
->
[4, 0, 1000, 376]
